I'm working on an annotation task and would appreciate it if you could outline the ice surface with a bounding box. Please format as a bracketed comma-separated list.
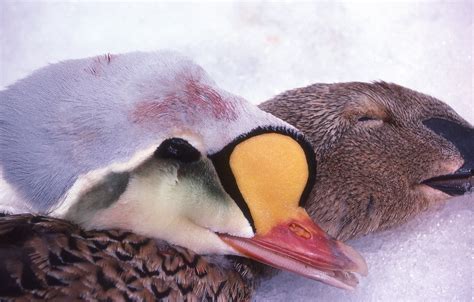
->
[0, 1, 472, 123]
[0, 1, 472, 301]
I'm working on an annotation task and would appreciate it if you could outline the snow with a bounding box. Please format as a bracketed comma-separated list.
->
[0, 1, 472, 301]
[0, 1, 472, 124]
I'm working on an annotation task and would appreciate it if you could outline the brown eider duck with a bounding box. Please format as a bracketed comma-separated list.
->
[260, 81, 473, 241]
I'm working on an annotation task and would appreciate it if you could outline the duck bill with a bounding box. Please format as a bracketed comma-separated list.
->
[422, 118, 474, 196]
[422, 168, 473, 196]
[219, 210, 368, 290]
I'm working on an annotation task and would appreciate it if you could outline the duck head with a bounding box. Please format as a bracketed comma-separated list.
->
[260, 82, 473, 240]
[0, 52, 366, 289]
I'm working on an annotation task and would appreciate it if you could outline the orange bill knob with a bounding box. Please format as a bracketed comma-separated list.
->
[220, 208, 368, 290]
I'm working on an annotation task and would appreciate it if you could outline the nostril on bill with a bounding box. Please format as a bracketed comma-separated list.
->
[289, 222, 312, 239]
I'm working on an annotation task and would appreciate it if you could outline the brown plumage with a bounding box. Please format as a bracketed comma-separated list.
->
[260, 81, 472, 241]
[0, 213, 261, 301]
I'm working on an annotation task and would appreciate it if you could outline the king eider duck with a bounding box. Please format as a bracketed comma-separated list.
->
[0, 213, 263, 300]
[260, 82, 473, 241]
[0, 52, 367, 300]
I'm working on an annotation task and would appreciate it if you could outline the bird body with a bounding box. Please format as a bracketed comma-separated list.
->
[0, 213, 258, 301]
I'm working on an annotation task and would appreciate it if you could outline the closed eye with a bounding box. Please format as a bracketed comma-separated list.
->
[356, 115, 384, 126]
[358, 116, 377, 122]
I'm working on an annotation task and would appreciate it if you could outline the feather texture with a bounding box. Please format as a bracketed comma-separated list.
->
[0, 213, 262, 301]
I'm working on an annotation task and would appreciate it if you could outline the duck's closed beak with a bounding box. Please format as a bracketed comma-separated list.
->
[422, 118, 473, 195]
[219, 209, 368, 290]
[422, 170, 473, 196]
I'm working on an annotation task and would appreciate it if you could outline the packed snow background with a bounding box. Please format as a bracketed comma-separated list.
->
[0, 1, 472, 301]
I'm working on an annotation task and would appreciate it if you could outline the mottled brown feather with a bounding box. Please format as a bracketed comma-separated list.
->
[0, 214, 262, 301]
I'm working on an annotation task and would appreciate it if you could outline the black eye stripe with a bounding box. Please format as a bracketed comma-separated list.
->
[209, 139, 251, 231]
[154, 138, 201, 163]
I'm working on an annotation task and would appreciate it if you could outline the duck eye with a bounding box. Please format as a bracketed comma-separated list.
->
[357, 115, 386, 126]
[358, 116, 377, 122]
[154, 138, 201, 163]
